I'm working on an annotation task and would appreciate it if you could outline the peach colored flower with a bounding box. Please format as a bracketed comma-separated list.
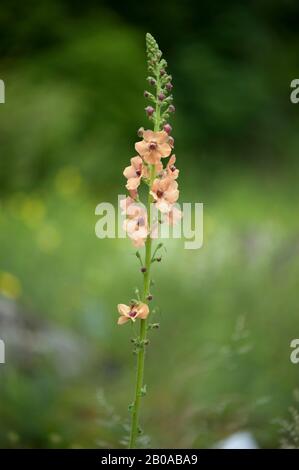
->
[123, 156, 144, 190]
[166, 155, 179, 180]
[117, 302, 150, 325]
[164, 206, 182, 225]
[122, 202, 148, 247]
[150, 176, 179, 213]
[135, 130, 171, 164]
[120, 197, 145, 217]
[124, 215, 148, 247]
[128, 188, 138, 200]
[127, 201, 146, 220]
[120, 196, 135, 215]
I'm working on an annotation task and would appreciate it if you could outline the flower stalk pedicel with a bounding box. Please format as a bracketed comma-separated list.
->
[117, 33, 181, 449]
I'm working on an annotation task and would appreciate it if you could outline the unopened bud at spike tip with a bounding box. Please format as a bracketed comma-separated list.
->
[147, 76, 156, 86]
[145, 106, 155, 116]
[163, 123, 172, 134]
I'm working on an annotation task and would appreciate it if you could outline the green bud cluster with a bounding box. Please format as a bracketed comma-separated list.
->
[144, 33, 174, 128]
[131, 337, 150, 355]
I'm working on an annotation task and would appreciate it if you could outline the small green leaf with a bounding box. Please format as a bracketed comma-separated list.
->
[128, 403, 134, 412]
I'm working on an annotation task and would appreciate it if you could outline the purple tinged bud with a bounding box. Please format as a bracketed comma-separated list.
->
[166, 82, 173, 91]
[163, 123, 172, 134]
[137, 127, 144, 137]
[158, 92, 165, 101]
[147, 76, 156, 86]
[160, 69, 166, 76]
[145, 106, 154, 116]
[168, 104, 175, 113]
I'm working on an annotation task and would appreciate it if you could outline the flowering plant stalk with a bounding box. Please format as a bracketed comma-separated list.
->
[117, 33, 181, 449]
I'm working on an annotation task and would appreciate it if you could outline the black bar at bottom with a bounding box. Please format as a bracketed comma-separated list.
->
[0, 448, 297, 467]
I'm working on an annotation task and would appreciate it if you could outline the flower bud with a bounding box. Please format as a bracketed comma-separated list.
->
[128, 403, 134, 412]
[147, 76, 156, 86]
[156, 256, 162, 262]
[137, 127, 144, 138]
[141, 267, 147, 273]
[166, 82, 173, 91]
[168, 104, 175, 113]
[145, 106, 154, 116]
[148, 322, 160, 329]
[147, 294, 153, 301]
[144, 90, 150, 98]
[168, 136, 174, 147]
[160, 69, 166, 76]
[158, 92, 165, 101]
[163, 123, 172, 134]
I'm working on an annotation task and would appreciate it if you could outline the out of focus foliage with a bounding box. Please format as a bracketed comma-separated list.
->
[0, 0, 299, 448]
[1, 0, 299, 195]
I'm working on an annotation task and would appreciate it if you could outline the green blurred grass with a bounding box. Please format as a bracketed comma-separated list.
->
[1, 168, 298, 448]
[1, 1, 299, 448]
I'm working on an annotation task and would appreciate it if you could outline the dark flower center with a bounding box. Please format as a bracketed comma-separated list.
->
[135, 169, 141, 177]
[137, 216, 145, 226]
[129, 310, 137, 318]
[156, 190, 163, 198]
[170, 165, 176, 172]
[149, 141, 157, 150]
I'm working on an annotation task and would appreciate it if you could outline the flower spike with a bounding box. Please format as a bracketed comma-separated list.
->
[117, 33, 181, 449]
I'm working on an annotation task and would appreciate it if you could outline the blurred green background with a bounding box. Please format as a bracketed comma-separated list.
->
[1, 0, 299, 449]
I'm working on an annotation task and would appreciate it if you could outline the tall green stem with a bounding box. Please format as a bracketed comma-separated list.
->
[128, 166, 154, 449]
[129, 78, 161, 448]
